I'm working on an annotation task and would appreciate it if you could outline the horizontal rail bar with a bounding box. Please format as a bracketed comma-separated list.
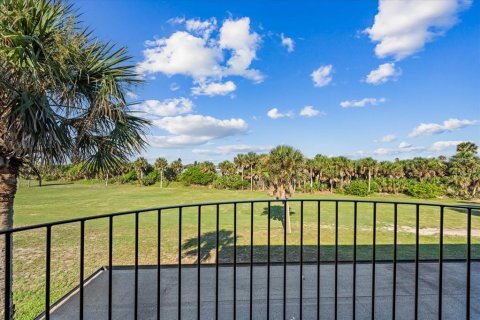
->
[1, 199, 477, 235]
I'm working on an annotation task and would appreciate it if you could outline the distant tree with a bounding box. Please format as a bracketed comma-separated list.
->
[245, 152, 259, 191]
[358, 157, 378, 192]
[233, 154, 247, 182]
[448, 142, 479, 198]
[134, 157, 149, 180]
[154, 157, 168, 188]
[218, 160, 235, 176]
[170, 158, 183, 179]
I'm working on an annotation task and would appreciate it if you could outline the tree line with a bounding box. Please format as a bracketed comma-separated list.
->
[22, 142, 480, 200]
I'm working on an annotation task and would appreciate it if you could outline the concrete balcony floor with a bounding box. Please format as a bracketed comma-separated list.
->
[45, 261, 479, 320]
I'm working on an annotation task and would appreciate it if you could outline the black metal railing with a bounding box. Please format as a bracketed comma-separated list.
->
[1, 199, 478, 319]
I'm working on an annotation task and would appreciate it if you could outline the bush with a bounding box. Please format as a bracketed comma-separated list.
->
[407, 181, 444, 199]
[213, 175, 249, 190]
[121, 170, 137, 184]
[139, 169, 159, 186]
[179, 166, 216, 186]
[344, 180, 373, 197]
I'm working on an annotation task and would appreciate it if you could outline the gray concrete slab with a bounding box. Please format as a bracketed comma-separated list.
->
[46, 262, 479, 320]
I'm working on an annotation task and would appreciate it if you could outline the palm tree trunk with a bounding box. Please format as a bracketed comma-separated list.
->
[0, 162, 19, 320]
[160, 171, 163, 189]
[368, 171, 371, 192]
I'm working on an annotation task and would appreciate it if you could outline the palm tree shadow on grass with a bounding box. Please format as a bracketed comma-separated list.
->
[182, 230, 239, 263]
[260, 205, 296, 229]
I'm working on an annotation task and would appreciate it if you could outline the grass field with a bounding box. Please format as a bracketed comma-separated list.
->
[9, 181, 480, 319]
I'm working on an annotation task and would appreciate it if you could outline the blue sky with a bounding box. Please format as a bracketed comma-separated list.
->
[77, 0, 479, 163]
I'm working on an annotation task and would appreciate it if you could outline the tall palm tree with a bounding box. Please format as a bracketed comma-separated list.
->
[0, 0, 148, 317]
[245, 152, 258, 191]
[266, 145, 304, 233]
[170, 158, 183, 179]
[134, 157, 149, 180]
[233, 154, 247, 181]
[154, 157, 168, 188]
[218, 160, 235, 176]
[358, 157, 378, 192]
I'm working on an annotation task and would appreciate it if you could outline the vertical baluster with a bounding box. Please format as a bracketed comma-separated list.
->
[45, 226, 51, 320]
[300, 201, 304, 320]
[80, 220, 85, 320]
[392, 204, 397, 320]
[178, 207, 182, 320]
[317, 201, 321, 320]
[267, 201, 271, 320]
[109, 216, 113, 320]
[414, 204, 420, 320]
[371, 203, 376, 320]
[353, 202, 357, 320]
[216, 204, 220, 320]
[334, 201, 338, 320]
[233, 203, 237, 320]
[4, 232, 12, 320]
[466, 208, 471, 320]
[283, 200, 287, 320]
[197, 206, 201, 320]
[135, 212, 139, 320]
[157, 210, 162, 320]
[438, 206, 444, 320]
[249, 202, 254, 320]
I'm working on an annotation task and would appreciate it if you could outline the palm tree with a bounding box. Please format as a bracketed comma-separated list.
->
[134, 157, 149, 180]
[154, 157, 168, 188]
[266, 145, 304, 233]
[0, 0, 148, 317]
[245, 152, 259, 191]
[170, 158, 183, 179]
[457, 142, 478, 155]
[218, 160, 235, 176]
[304, 158, 317, 191]
[358, 157, 378, 192]
[233, 154, 247, 181]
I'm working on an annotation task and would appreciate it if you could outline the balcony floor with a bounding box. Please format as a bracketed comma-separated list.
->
[45, 261, 479, 320]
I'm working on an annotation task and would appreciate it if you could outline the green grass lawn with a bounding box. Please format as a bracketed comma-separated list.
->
[9, 181, 480, 319]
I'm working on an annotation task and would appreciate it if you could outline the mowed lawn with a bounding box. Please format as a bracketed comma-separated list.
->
[10, 181, 480, 319]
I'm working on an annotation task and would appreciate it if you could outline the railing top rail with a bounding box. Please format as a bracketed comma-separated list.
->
[1, 198, 477, 235]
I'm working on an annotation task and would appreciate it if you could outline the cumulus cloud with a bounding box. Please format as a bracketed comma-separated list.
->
[374, 145, 425, 156]
[378, 134, 396, 142]
[133, 98, 193, 117]
[126, 91, 139, 99]
[365, 0, 472, 60]
[409, 118, 477, 137]
[340, 97, 386, 108]
[365, 63, 400, 84]
[311, 65, 333, 87]
[300, 106, 323, 117]
[398, 141, 412, 149]
[137, 17, 263, 93]
[149, 114, 248, 148]
[280, 33, 295, 52]
[191, 81, 236, 96]
[431, 140, 464, 151]
[267, 108, 293, 119]
[192, 144, 272, 155]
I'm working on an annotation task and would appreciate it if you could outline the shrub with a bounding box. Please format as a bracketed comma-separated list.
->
[139, 169, 159, 186]
[179, 166, 216, 186]
[121, 170, 137, 184]
[344, 180, 372, 197]
[407, 181, 444, 199]
[213, 175, 249, 190]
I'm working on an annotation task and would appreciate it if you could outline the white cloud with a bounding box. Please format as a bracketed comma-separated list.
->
[126, 91, 138, 99]
[218, 17, 263, 82]
[149, 115, 247, 148]
[365, 0, 472, 60]
[137, 17, 263, 89]
[192, 144, 272, 155]
[311, 65, 333, 88]
[280, 33, 295, 52]
[431, 140, 464, 151]
[133, 98, 193, 117]
[398, 141, 412, 149]
[374, 145, 425, 156]
[300, 106, 323, 117]
[409, 118, 477, 137]
[340, 97, 386, 108]
[191, 81, 236, 96]
[185, 18, 217, 38]
[378, 134, 396, 142]
[365, 63, 400, 84]
[267, 108, 293, 119]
